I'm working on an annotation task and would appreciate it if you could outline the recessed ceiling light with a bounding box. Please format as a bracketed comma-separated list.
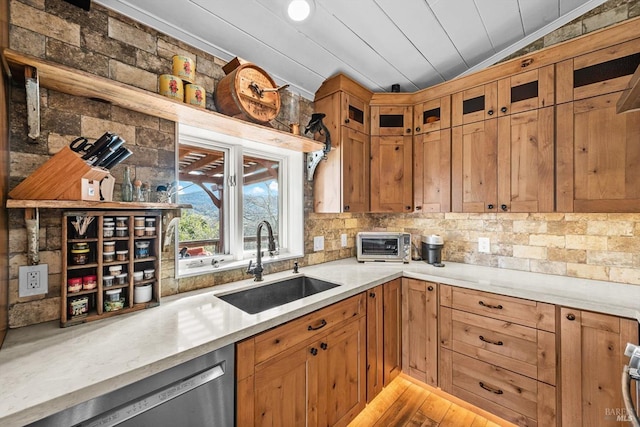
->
[287, 0, 313, 22]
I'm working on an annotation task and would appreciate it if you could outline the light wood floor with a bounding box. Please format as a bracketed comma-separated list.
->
[348, 375, 514, 427]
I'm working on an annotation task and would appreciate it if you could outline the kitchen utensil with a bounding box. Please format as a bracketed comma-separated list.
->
[100, 146, 132, 169]
[69, 136, 93, 154]
[79, 132, 115, 161]
[93, 136, 126, 167]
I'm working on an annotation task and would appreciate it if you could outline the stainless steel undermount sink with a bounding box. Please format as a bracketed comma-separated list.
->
[217, 276, 340, 314]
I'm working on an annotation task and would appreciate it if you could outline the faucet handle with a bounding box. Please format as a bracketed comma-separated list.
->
[246, 259, 253, 274]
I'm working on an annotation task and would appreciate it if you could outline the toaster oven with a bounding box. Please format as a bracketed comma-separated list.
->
[356, 232, 411, 263]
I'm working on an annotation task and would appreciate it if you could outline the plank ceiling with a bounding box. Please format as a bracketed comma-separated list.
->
[95, 0, 608, 99]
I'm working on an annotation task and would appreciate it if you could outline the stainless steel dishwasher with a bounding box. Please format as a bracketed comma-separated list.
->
[28, 344, 234, 427]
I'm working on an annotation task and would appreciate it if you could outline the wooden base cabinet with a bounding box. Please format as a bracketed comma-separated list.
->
[401, 278, 438, 386]
[237, 294, 367, 427]
[559, 308, 639, 427]
[366, 278, 402, 402]
[439, 285, 557, 427]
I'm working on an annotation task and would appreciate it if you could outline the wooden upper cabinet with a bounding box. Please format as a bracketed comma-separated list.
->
[414, 129, 451, 213]
[497, 65, 555, 115]
[497, 107, 555, 213]
[343, 128, 370, 213]
[370, 135, 412, 212]
[452, 120, 498, 213]
[414, 96, 451, 134]
[557, 92, 640, 212]
[557, 38, 640, 103]
[313, 92, 370, 213]
[452, 83, 498, 126]
[342, 92, 369, 133]
[371, 105, 413, 136]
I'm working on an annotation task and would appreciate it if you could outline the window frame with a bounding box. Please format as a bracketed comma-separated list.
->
[176, 124, 304, 278]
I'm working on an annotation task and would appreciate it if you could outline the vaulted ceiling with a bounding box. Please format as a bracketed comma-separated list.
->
[95, 0, 608, 99]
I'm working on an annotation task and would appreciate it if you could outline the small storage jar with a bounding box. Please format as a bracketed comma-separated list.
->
[82, 275, 97, 290]
[135, 241, 151, 258]
[67, 277, 82, 293]
[134, 283, 152, 303]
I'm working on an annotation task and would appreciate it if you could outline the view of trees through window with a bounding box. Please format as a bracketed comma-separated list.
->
[243, 156, 279, 251]
[177, 146, 280, 258]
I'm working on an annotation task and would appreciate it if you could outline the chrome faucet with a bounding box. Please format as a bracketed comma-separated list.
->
[246, 220, 276, 281]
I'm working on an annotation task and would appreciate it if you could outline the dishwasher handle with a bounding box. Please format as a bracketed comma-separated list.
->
[80, 362, 226, 427]
[622, 365, 640, 427]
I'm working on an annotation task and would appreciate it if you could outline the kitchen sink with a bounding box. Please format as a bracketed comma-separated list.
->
[217, 276, 340, 314]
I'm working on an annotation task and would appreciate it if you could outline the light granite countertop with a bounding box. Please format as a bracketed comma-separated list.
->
[1, 258, 640, 426]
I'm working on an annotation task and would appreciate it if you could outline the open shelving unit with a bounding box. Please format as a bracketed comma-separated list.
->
[1, 48, 324, 152]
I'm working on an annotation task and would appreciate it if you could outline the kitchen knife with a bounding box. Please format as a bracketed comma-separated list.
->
[81, 132, 114, 161]
[101, 146, 132, 169]
[93, 136, 126, 167]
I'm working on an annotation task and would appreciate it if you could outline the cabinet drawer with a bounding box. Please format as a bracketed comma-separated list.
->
[451, 352, 538, 425]
[449, 287, 554, 330]
[254, 293, 365, 364]
[451, 310, 556, 383]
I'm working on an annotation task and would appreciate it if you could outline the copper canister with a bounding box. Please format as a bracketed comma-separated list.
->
[158, 74, 184, 101]
[185, 84, 206, 108]
[172, 55, 195, 83]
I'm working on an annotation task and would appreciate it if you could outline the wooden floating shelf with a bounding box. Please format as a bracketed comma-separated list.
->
[2, 48, 324, 153]
[6, 199, 190, 210]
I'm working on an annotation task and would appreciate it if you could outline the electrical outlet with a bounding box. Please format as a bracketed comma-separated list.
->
[19, 264, 48, 297]
[313, 236, 324, 251]
[341, 233, 348, 247]
[478, 237, 491, 254]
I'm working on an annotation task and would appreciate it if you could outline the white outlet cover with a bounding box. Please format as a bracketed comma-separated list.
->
[19, 264, 49, 297]
[478, 237, 491, 254]
[313, 236, 324, 251]
[341, 234, 348, 247]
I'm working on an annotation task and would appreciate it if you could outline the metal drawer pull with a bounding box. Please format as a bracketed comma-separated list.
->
[479, 381, 504, 395]
[308, 319, 327, 331]
[478, 301, 503, 310]
[479, 335, 503, 346]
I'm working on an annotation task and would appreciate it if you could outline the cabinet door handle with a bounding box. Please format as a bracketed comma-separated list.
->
[478, 301, 503, 310]
[308, 319, 327, 331]
[416, 206, 422, 211]
[487, 109, 494, 116]
[310, 347, 318, 356]
[427, 285, 434, 291]
[369, 292, 376, 298]
[500, 107, 507, 113]
[487, 204, 495, 210]
[479, 335, 503, 346]
[566, 313, 576, 321]
[500, 204, 508, 211]
[406, 128, 411, 133]
[345, 118, 350, 124]
[320, 342, 328, 350]
[415, 127, 421, 132]
[479, 381, 503, 395]
[395, 146, 400, 151]
[344, 205, 350, 211]
[406, 205, 412, 210]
